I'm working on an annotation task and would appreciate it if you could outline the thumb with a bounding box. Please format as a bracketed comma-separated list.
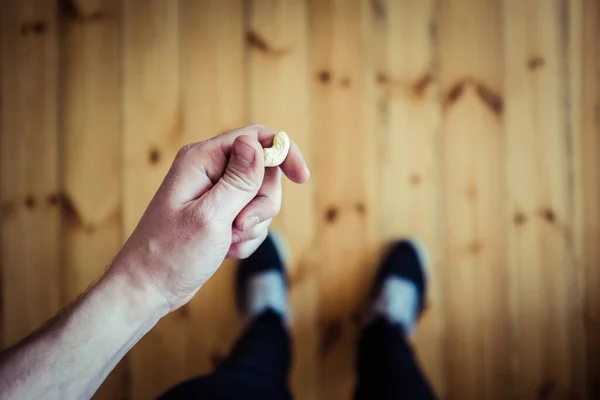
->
[204, 135, 265, 221]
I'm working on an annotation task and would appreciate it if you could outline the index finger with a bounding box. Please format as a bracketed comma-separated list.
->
[217, 125, 310, 184]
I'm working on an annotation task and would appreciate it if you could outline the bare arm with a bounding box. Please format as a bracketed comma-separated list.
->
[0, 269, 167, 399]
[0, 125, 309, 400]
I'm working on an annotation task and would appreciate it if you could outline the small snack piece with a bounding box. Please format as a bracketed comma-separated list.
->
[264, 131, 290, 167]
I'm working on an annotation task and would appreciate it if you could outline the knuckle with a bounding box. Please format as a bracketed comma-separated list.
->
[272, 198, 282, 215]
[176, 142, 210, 163]
[177, 143, 196, 158]
[229, 231, 268, 259]
[238, 250, 252, 259]
[237, 238, 262, 259]
[259, 197, 280, 219]
[230, 245, 250, 259]
[233, 227, 260, 243]
[245, 224, 265, 240]
[223, 169, 259, 193]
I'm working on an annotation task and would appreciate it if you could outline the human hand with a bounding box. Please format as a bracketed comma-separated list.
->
[110, 125, 309, 312]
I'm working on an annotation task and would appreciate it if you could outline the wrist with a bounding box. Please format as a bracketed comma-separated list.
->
[102, 260, 171, 323]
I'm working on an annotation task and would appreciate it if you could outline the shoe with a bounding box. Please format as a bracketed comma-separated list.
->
[235, 231, 289, 319]
[371, 239, 428, 312]
[366, 239, 429, 334]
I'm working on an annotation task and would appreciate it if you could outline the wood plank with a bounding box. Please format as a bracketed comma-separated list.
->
[0, 0, 61, 346]
[570, 0, 600, 397]
[246, 1, 317, 398]
[438, 0, 509, 398]
[122, 1, 183, 398]
[60, 1, 127, 398]
[375, 0, 445, 396]
[310, 0, 378, 398]
[179, 0, 245, 379]
[504, 0, 584, 397]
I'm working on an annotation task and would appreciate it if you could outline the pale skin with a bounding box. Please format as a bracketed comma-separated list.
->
[0, 125, 310, 400]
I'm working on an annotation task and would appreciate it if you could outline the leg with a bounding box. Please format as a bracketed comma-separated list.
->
[355, 317, 435, 399]
[355, 240, 437, 400]
[159, 233, 292, 400]
[158, 309, 291, 400]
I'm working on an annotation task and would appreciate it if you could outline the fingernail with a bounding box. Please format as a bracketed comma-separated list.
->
[242, 216, 261, 231]
[304, 164, 311, 177]
[232, 234, 241, 244]
[233, 140, 255, 167]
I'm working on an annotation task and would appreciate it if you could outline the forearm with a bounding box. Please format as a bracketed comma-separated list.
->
[0, 266, 168, 400]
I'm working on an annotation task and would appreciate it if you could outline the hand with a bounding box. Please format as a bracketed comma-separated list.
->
[110, 125, 310, 312]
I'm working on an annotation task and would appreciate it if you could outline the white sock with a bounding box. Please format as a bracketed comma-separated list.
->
[245, 270, 288, 324]
[367, 276, 419, 336]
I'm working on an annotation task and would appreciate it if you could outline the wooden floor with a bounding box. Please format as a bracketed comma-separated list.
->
[1, 0, 599, 399]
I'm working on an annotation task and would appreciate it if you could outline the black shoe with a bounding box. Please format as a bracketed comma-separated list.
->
[370, 239, 428, 314]
[235, 232, 288, 316]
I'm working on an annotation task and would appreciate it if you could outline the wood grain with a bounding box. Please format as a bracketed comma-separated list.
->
[439, 0, 509, 398]
[570, 0, 600, 397]
[247, 1, 317, 398]
[504, 0, 585, 397]
[60, 0, 127, 398]
[122, 1, 184, 398]
[179, 0, 245, 379]
[310, 0, 378, 398]
[0, 0, 61, 346]
[0, 1, 597, 399]
[375, 0, 445, 395]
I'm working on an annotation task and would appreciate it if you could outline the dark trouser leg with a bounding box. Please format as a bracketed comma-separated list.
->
[158, 309, 291, 400]
[354, 317, 437, 400]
